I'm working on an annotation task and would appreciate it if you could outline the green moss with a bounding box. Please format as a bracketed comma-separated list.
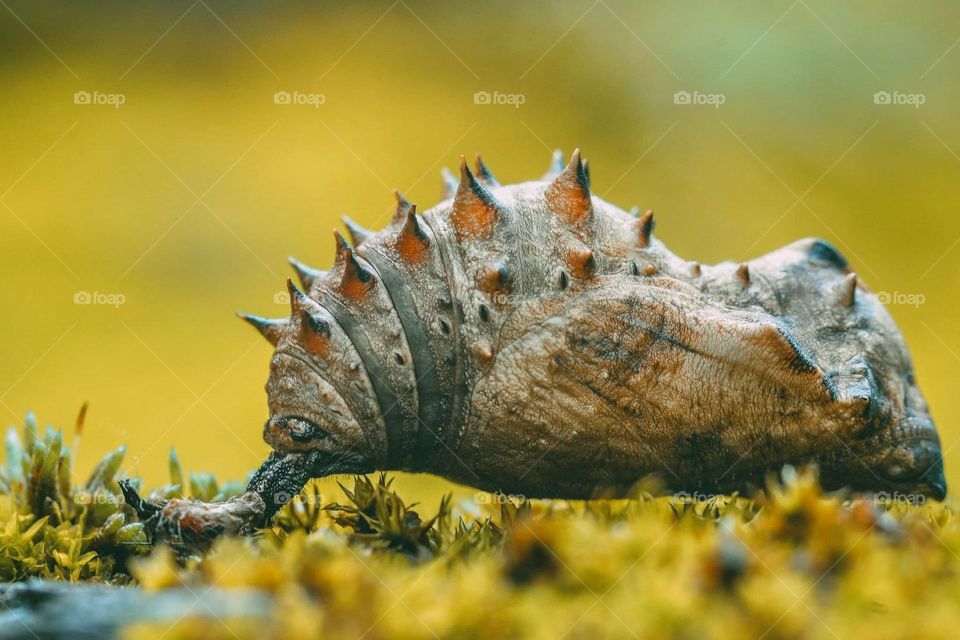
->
[0, 412, 144, 582]
[0, 412, 244, 582]
[4, 413, 960, 638]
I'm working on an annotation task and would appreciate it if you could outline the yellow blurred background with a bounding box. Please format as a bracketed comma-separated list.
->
[2, 1, 959, 503]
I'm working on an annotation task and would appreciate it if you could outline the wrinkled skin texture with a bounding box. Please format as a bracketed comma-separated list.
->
[124, 150, 946, 546]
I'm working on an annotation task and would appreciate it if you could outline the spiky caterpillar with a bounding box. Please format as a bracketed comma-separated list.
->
[124, 149, 945, 546]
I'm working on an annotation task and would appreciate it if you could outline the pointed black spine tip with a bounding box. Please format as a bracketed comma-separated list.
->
[474, 154, 499, 186]
[440, 168, 458, 197]
[458, 154, 473, 181]
[341, 215, 370, 245]
[236, 312, 285, 346]
[332, 229, 352, 258]
[288, 259, 317, 290]
[542, 148, 565, 180]
[287, 277, 306, 300]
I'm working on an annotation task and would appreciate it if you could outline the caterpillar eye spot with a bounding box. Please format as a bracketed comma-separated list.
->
[559, 271, 569, 290]
[478, 304, 491, 322]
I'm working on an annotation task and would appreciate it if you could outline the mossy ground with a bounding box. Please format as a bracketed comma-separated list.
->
[3, 413, 959, 639]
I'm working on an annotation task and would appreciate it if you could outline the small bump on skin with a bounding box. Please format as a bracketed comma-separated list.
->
[472, 342, 494, 363]
[838, 272, 858, 308]
[736, 263, 751, 286]
[478, 261, 511, 295]
[636, 210, 654, 248]
[566, 247, 596, 279]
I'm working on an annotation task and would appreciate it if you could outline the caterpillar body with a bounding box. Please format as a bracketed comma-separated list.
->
[121, 149, 946, 546]
[238, 149, 945, 504]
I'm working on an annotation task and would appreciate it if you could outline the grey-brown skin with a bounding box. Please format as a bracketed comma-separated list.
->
[124, 149, 946, 545]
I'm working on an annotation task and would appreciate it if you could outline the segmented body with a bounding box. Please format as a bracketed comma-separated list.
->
[242, 150, 944, 501]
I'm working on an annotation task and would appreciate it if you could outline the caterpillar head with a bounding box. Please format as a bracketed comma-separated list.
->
[819, 273, 945, 500]
[238, 279, 378, 476]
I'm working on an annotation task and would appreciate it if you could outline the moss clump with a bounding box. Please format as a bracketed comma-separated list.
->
[0, 411, 144, 582]
[0, 411, 243, 582]
[3, 413, 960, 639]
[123, 470, 960, 640]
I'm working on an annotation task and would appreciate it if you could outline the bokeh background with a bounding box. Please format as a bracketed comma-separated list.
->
[2, 1, 959, 503]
